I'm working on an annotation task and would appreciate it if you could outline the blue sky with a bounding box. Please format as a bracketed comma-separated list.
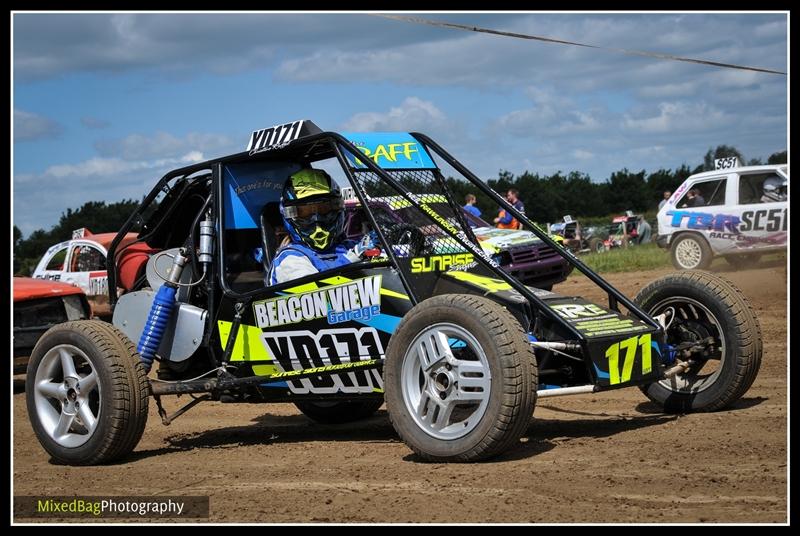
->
[13, 12, 788, 236]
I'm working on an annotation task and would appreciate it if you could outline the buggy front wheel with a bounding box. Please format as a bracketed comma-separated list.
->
[25, 321, 149, 465]
[384, 294, 536, 462]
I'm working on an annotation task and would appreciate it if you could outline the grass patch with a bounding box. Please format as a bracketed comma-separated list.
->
[574, 243, 671, 274]
[572, 242, 786, 275]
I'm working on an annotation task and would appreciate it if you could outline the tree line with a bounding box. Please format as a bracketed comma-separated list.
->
[14, 199, 144, 276]
[14, 146, 787, 276]
[447, 147, 787, 224]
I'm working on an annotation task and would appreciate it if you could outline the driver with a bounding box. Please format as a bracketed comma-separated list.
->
[268, 168, 378, 285]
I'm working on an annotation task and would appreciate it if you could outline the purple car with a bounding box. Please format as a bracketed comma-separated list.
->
[344, 196, 572, 291]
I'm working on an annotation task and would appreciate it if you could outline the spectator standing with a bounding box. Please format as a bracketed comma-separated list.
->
[494, 188, 525, 230]
[658, 190, 671, 211]
[463, 193, 482, 217]
[636, 216, 652, 244]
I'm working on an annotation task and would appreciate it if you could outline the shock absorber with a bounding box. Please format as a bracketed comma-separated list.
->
[137, 249, 189, 373]
[198, 214, 214, 269]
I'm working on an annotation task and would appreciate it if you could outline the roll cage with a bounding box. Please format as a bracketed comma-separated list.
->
[107, 127, 661, 358]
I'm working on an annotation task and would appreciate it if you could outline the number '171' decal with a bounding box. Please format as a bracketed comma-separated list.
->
[605, 334, 652, 385]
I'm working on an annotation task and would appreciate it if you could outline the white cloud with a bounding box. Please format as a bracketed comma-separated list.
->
[637, 82, 697, 99]
[555, 110, 601, 134]
[95, 131, 234, 161]
[13, 13, 442, 81]
[23, 152, 205, 182]
[494, 87, 604, 137]
[275, 14, 785, 94]
[627, 145, 667, 158]
[524, 86, 569, 107]
[14, 109, 62, 141]
[343, 97, 448, 132]
[622, 101, 731, 134]
[13, 151, 206, 236]
[495, 108, 552, 133]
[753, 19, 787, 38]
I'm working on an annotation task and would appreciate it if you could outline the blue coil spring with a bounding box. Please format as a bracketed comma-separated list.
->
[137, 284, 177, 373]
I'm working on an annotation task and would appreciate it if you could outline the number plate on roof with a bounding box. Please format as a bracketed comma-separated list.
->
[714, 157, 740, 170]
[247, 120, 322, 155]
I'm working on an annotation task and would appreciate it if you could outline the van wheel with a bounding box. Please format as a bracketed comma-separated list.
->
[671, 234, 712, 270]
[384, 294, 536, 462]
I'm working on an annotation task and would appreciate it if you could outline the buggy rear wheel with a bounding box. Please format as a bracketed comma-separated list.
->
[25, 320, 149, 465]
[384, 294, 536, 462]
[294, 399, 383, 424]
[634, 271, 761, 413]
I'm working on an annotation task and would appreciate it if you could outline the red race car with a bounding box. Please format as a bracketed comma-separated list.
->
[13, 277, 92, 372]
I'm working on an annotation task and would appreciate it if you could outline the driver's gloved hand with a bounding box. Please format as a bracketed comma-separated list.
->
[362, 231, 379, 251]
[345, 231, 381, 262]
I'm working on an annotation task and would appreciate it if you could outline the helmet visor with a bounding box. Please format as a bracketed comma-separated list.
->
[284, 197, 343, 220]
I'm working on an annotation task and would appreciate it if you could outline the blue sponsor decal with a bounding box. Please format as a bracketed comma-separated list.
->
[223, 162, 300, 230]
[328, 304, 381, 325]
[666, 210, 741, 233]
[341, 132, 436, 169]
[651, 341, 662, 357]
[593, 362, 610, 379]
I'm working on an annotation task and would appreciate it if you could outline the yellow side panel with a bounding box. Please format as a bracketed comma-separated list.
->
[217, 320, 278, 375]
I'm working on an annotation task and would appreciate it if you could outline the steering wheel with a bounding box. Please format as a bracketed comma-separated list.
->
[387, 223, 429, 258]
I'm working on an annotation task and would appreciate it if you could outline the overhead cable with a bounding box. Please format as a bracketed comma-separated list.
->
[373, 14, 786, 76]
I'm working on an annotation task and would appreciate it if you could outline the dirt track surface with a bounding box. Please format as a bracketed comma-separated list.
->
[13, 262, 788, 523]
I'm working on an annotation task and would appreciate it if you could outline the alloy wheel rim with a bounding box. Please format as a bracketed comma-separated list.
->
[650, 298, 726, 394]
[401, 323, 492, 440]
[33, 344, 101, 448]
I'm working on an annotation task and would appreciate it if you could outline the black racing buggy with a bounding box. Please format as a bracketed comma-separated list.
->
[25, 120, 762, 464]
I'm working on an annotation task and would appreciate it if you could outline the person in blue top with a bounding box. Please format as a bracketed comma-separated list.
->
[462, 193, 481, 218]
[268, 168, 377, 285]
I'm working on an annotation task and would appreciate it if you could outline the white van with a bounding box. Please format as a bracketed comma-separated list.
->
[656, 162, 788, 270]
